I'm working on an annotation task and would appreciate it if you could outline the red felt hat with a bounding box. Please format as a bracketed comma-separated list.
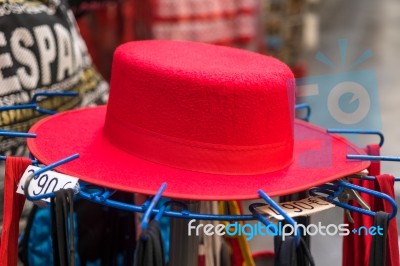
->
[27, 40, 369, 200]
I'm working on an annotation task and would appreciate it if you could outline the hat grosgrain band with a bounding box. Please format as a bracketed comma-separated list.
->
[104, 111, 293, 175]
[28, 40, 369, 200]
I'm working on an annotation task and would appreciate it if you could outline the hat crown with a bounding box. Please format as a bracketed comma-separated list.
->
[104, 40, 295, 175]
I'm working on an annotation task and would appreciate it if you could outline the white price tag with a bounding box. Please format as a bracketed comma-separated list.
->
[256, 196, 335, 221]
[17, 166, 79, 202]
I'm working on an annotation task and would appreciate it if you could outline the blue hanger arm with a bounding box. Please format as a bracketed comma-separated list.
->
[258, 189, 301, 245]
[0, 130, 36, 138]
[24, 153, 79, 201]
[140, 182, 167, 231]
[31, 91, 79, 103]
[327, 129, 384, 147]
[295, 103, 311, 121]
[361, 175, 400, 182]
[310, 180, 397, 220]
[337, 180, 397, 220]
[347, 155, 400, 162]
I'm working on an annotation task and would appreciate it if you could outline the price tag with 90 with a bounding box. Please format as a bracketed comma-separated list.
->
[17, 166, 79, 202]
[255, 196, 335, 221]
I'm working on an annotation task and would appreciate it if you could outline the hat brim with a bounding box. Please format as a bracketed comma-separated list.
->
[28, 106, 369, 200]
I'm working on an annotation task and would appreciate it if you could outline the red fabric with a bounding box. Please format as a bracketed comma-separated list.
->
[0, 157, 31, 266]
[252, 250, 274, 264]
[197, 254, 205, 266]
[28, 41, 369, 200]
[107, 41, 294, 147]
[225, 237, 244, 266]
[135, 0, 262, 51]
[373, 175, 399, 266]
[343, 145, 399, 266]
[343, 144, 379, 266]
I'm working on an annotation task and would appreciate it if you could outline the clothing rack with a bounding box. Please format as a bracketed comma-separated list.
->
[19, 158, 398, 222]
[18, 152, 399, 265]
[2, 102, 400, 266]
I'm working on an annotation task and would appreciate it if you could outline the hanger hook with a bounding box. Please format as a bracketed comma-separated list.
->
[309, 180, 397, 220]
[140, 182, 167, 232]
[337, 180, 397, 220]
[250, 190, 301, 246]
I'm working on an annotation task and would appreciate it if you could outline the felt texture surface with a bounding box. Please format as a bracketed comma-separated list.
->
[27, 40, 369, 200]
[106, 40, 293, 145]
[104, 40, 294, 175]
[27, 107, 369, 200]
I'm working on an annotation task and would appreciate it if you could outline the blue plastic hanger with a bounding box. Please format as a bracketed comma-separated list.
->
[0, 103, 55, 115]
[0, 91, 78, 115]
[140, 183, 167, 232]
[249, 189, 301, 246]
[327, 128, 384, 147]
[31, 91, 78, 103]
[295, 103, 311, 122]
[0, 130, 37, 162]
[23, 153, 80, 201]
[309, 180, 397, 220]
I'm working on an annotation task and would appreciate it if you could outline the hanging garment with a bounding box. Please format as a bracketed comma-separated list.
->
[274, 236, 315, 266]
[0, 157, 31, 266]
[369, 211, 389, 266]
[280, 190, 311, 263]
[342, 144, 379, 266]
[134, 220, 165, 266]
[51, 189, 75, 266]
[19, 192, 136, 265]
[134, 0, 263, 51]
[77, 192, 137, 265]
[18, 205, 55, 266]
[219, 238, 231, 266]
[218, 201, 248, 266]
[224, 234, 244, 266]
[198, 243, 206, 266]
[274, 235, 296, 266]
[198, 202, 222, 266]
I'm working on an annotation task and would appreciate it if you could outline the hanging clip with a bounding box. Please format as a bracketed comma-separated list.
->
[309, 179, 397, 220]
[337, 187, 370, 223]
[338, 180, 397, 220]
